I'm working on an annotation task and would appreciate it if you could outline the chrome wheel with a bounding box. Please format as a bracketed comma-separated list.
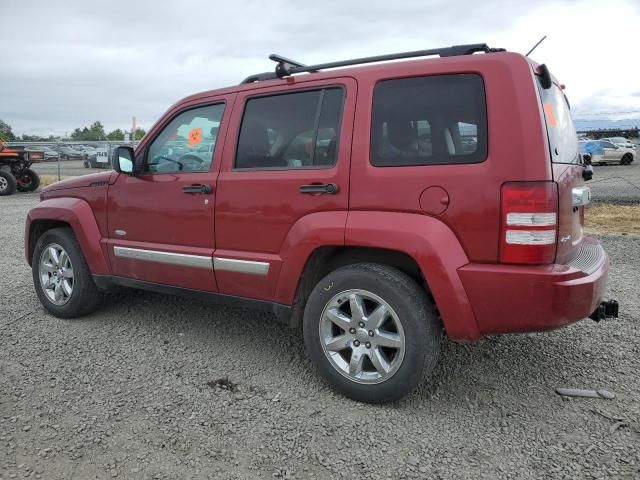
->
[0, 176, 7, 192]
[319, 289, 405, 384]
[39, 243, 74, 305]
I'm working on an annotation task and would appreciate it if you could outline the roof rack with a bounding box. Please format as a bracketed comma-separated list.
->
[241, 43, 505, 84]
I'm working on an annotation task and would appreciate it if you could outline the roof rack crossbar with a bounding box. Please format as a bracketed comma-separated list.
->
[285, 44, 501, 76]
[241, 43, 505, 84]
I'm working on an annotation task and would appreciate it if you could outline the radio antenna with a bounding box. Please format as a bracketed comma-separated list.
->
[526, 35, 547, 56]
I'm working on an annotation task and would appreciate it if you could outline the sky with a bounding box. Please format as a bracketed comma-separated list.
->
[1, 0, 639, 136]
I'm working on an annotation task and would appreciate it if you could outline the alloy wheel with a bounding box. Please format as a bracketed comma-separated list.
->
[319, 289, 406, 384]
[39, 243, 74, 305]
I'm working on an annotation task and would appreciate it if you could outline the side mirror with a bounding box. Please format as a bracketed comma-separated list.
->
[112, 146, 135, 174]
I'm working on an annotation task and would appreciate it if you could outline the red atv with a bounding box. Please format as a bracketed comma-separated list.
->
[0, 137, 42, 196]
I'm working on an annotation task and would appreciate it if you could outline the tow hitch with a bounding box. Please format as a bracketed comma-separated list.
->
[590, 300, 619, 322]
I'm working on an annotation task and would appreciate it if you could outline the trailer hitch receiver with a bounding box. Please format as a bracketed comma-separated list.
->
[590, 300, 619, 322]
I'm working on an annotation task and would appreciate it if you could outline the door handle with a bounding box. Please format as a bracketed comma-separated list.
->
[299, 183, 339, 194]
[182, 184, 213, 194]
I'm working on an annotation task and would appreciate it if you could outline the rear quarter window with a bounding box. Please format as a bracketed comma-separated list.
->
[370, 74, 487, 167]
[537, 81, 579, 164]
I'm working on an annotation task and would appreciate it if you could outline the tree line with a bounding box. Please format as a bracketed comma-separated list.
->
[0, 118, 146, 142]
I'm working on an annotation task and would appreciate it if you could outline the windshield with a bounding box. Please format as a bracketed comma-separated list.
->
[537, 78, 579, 164]
[610, 137, 627, 143]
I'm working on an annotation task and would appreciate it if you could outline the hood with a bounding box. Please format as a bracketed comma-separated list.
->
[42, 171, 116, 193]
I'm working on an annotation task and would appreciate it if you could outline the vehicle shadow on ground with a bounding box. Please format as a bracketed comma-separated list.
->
[85, 288, 597, 407]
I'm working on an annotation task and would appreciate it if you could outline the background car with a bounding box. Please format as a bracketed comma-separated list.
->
[75, 144, 97, 160]
[580, 139, 635, 165]
[24, 145, 59, 162]
[601, 136, 636, 150]
[54, 144, 85, 161]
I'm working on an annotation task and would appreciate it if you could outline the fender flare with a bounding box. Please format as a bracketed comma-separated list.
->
[25, 197, 111, 275]
[344, 211, 479, 339]
[274, 211, 348, 304]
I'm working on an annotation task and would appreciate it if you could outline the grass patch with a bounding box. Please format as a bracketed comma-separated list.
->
[585, 203, 640, 235]
[38, 175, 70, 188]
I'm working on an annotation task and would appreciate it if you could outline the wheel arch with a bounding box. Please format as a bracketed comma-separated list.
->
[280, 211, 480, 340]
[25, 198, 111, 275]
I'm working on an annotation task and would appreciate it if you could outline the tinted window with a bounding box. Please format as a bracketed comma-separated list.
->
[370, 74, 487, 167]
[537, 81, 579, 164]
[146, 104, 224, 173]
[236, 87, 344, 169]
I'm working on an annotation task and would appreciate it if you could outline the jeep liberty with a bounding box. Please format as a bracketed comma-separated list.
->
[25, 44, 618, 403]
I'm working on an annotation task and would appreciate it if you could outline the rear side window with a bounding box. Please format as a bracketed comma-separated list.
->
[537, 81, 579, 164]
[370, 74, 487, 167]
[235, 87, 344, 169]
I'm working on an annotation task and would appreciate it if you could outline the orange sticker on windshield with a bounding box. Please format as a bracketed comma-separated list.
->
[543, 103, 557, 127]
[188, 127, 203, 146]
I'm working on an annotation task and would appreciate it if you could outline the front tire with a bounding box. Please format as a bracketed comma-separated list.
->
[303, 263, 441, 403]
[16, 169, 40, 192]
[0, 170, 17, 196]
[620, 153, 633, 165]
[32, 228, 102, 318]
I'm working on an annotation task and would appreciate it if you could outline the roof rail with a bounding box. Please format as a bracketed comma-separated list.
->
[241, 43, 505, 84]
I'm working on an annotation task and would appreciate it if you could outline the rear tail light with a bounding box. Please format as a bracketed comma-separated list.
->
[500, 182, 558, 264]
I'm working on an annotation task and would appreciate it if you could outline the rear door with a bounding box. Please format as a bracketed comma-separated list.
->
[602, 140, 620, 163]
[538, 80, 585, 264]
[214, 78, 356, 301]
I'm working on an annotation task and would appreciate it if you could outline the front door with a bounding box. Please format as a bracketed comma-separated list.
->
[214, 79, 356, 301]
[107, 99, 232, 291]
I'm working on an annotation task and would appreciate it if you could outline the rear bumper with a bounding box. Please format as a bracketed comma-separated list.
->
[458, 237, 609, 335]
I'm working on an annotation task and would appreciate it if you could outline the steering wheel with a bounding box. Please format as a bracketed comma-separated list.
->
[148, 156, 184, 171]
[179, 154, 205, 164]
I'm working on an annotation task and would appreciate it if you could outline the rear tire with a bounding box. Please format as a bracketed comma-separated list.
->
[303, 263, 441, 403]
[16, 169, 40, 192]
[0, 170, 17, 196]
[32, 227, 103, 318]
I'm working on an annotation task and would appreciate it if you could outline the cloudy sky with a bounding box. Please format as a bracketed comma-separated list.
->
[1, 0, 639, 136]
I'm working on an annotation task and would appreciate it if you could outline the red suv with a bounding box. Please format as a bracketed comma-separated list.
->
[25, 44, 617, 403]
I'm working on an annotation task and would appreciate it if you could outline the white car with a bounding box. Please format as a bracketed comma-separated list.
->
[585, 139, 635, 165]
[601, 136, 636, 150]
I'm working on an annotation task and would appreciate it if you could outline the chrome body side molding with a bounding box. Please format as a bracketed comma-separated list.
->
[113, 246, 270, 276]
[113, 246, 213, 270]
[213, 257, 270, 275]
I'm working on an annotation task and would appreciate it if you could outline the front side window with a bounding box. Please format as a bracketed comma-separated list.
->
[235, 87, 344, 169]
[370, 74, 487, 167]
[146, 103, 225, 173]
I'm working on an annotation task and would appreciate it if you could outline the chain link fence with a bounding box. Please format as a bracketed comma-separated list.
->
[4, 141, 640, 204]
[588, 164, 640, 204]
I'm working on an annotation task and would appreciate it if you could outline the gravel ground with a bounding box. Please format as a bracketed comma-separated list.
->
[1, 194, 639, 480]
